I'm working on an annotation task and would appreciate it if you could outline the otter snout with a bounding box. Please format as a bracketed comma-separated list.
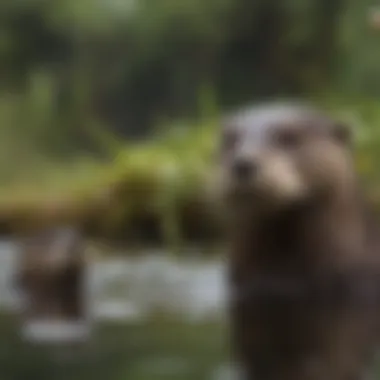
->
[225, 148, 308, 209]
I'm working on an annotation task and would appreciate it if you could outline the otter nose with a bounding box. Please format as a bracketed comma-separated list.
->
[232, 158, 257, 180]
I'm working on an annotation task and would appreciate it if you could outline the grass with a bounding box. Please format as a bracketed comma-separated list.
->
[2, 95, 380, 245]
[0, 115, 220, 246]
[0, 313, 227, 380]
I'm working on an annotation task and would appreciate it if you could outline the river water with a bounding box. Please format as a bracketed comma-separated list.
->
[0, 240, 235, 380]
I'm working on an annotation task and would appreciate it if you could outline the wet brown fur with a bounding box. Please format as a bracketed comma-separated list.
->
[16, 226, 85, 321]
[219, 103, 380, 380]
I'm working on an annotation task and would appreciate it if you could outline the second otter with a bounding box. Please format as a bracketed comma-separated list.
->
[15, 226, 89, 343]
[218, 103, 380, 380]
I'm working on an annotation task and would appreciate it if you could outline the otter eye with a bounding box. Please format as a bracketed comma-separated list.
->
[275, 130, 302, 149]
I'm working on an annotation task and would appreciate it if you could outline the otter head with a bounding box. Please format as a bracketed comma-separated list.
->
[218, 103, 354, 216]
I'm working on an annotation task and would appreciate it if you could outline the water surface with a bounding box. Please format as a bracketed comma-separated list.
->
[0, 241, 232, 380]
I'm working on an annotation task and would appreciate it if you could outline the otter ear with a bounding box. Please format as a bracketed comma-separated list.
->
[332, 122, 351, 146]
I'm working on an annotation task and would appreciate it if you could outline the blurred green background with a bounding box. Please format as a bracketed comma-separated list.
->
[1, 0, 380, 245]
[2, 2, 380, 379]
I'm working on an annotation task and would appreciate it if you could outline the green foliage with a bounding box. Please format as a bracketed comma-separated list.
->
[2, 95, 380, 247]
[0, 313, 226, 380]
[2, 0, 380, 245]
[0, 0, 371, 145]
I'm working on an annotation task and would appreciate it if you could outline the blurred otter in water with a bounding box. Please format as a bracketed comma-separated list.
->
[217, 102, 380, 380]
[15, 226, 88, 342]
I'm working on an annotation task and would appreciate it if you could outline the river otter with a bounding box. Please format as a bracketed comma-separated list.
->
[15, 226, 89, 343]
[218, 102, 380, 380]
